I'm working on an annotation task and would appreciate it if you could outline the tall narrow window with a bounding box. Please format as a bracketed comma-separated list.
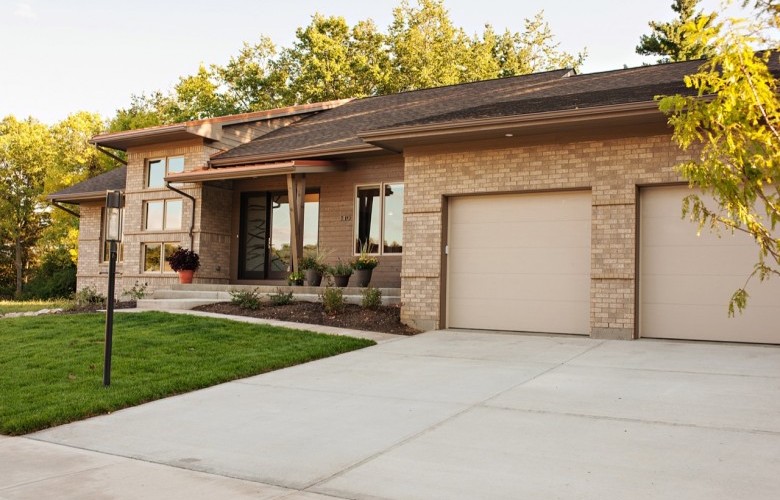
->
[355, 183, 403, 255]
[146, 156, 185, 188]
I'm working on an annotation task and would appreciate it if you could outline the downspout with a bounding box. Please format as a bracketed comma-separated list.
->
[165, 182, 196, 250]
[51, 201, 80, 218]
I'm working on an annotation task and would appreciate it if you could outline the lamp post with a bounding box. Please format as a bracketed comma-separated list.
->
[104, 190, 124, 387]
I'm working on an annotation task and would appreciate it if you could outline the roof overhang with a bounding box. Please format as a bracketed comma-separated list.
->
[46, 191, 111, 204]
[164, 160, 346, 183]
[91, 99, 352, 151]
[208, 144, 383, 167]
[358, 101, 670, 150]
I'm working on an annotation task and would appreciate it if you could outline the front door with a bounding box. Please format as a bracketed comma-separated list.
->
[238, 191, 320, 280]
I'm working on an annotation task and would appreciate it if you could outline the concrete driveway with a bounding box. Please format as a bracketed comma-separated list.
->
[12, 330, 780, 499]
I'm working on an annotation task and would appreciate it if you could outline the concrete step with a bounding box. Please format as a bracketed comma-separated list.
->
[169, 283, 401, 298]
[136, 298, 229, 311]
[152, 290, 232, 300]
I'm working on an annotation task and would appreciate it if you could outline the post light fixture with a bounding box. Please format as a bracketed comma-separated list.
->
[103, 190, 124, 387]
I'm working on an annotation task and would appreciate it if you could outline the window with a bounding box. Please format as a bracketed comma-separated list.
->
[355, 183, 403, 254]
[143, 243, 177, 273]
[144, 199, 182, 231]
[146, 156, 184, 188]
[100, 208, 124, 262]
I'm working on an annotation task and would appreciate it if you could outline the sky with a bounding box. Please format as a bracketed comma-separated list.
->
[0, 0, 745, 125]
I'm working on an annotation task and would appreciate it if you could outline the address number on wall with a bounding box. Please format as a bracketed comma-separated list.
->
[340, 215, 353, 222]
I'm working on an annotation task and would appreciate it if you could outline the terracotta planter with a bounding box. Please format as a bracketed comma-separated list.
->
[178, 270, 194, 284]
[305, 269, 323, 286]
[353, 268, 373, 287]
[333, 275, 351, 287]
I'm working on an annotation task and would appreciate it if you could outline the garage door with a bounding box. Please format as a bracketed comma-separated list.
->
[446, 191, 591, 334]
[640, 186, 780, 343]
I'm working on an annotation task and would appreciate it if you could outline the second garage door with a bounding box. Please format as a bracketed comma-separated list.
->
[640, 185, 780, 343]
[446, 191, 591, 334]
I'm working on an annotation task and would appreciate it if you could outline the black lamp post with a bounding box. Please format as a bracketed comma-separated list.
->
[104, 190, 124, 387]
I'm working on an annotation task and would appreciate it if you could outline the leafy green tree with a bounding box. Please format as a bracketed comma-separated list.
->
[659, 1, 780, 313]
[637, 0, 715, 62]
[216, 36, 285, 111]
[384, 0, 472, 92]
[109, 93, 167, 132]
[0, 116, 54, 297]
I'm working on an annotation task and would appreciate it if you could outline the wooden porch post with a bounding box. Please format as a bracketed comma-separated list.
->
[287, 173, 306, 273]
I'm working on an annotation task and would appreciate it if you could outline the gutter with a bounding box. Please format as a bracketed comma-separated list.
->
[208, 144, 383, 167]
[165, 182, 196, 250]
[96, 145, 128, 166]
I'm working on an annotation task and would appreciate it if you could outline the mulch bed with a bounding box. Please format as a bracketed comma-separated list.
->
[194, 302, 421, 336]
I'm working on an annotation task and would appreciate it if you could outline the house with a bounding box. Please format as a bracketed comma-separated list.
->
[49, 59, 780, 344]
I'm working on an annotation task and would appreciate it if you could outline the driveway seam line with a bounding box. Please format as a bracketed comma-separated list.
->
[303, 340, 607, 492]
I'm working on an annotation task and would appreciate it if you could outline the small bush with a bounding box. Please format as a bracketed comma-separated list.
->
[122, 281, 149, 301]
[230, 288, 262, 310]
[72, 286, 106, 307]
[269, 289, 294, 306]
[321, 286, 345, 315]
[361, 286, 382, 309]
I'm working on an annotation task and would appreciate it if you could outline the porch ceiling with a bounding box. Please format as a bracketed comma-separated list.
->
[164, 160, 345, 183]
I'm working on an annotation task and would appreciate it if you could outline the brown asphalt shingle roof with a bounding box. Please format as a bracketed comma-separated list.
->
[48, 165, 126, 202]
[210, 68, 573, 162]
[212, 59, 709, 164]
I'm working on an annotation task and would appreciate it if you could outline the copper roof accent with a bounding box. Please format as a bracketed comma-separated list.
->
[90, 99, 351, 151]
[164, 160, 345, 183]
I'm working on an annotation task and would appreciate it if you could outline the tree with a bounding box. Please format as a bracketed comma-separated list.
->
[637, 0, 715, 62]
[0, 116, 54, 297]
[658, 1, 780, 313]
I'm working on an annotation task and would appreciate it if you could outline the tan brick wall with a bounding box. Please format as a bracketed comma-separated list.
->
[400, 134, 692, 336]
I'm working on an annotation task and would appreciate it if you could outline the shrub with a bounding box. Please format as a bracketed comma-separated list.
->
[72, 286, 106, 307]
[230, 288, 262, 310]
[269, 289, 294, 306]
[166, 247, 200, 272]
[361, 286, 382, 309]
[22, 252, 77, 299]
[122, 281, 148, 301]
[321, 286, 345, 315]
[287, 271, 305, 285]
[329, 259, 353, 277]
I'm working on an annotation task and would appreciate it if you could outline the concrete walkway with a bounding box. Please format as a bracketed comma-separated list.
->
[7, 330, 780, 499]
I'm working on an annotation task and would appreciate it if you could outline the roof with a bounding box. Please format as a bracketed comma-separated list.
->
[209, 69, 573, 165]
[47, 165, 127, 203]
[91, 100, 351, 151]
[211, 59, 718, 165]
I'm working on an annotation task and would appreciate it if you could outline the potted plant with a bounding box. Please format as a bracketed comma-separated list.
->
[300, 255, 324, 286]
[288, 270, 305, 286]
[351, 244, 378, 287]
[329, 259, 353, 287]
[166, 246, 200, 284]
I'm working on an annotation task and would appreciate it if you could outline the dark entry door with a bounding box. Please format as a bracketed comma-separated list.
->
[238, 192, 270, 279]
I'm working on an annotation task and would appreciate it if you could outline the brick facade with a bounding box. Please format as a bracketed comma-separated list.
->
[399, 133, 692, 337]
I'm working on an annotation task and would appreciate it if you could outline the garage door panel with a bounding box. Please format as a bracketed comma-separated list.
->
[448, 297, 590, 335]
[640, 186, 780, 343]
[641, 303, 779, 343]
[643, 244, 759, 276]
[449, 220, 591, 249]
[447, 191, 591, 335]
[448, 247, 591, 275]
[448, 273, 590, 302]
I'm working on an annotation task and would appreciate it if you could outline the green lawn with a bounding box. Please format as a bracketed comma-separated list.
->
[0, 311, 375, 435]
[0, 299, 72, 314]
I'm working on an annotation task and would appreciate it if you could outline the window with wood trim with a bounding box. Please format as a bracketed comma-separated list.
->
[354, 183, 403, 254]
[144, 199, 182, 231]
[146, 156, 184, 188]
[143, 243, 177, 273]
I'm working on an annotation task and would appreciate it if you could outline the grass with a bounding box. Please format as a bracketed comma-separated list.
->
[0, 311, 375, 435]
[0, 299, 72, 314]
